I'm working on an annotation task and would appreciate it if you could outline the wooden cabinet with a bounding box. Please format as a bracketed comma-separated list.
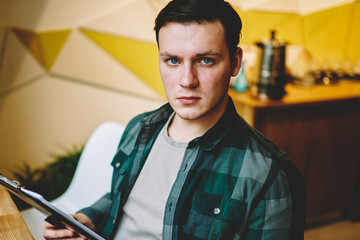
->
[229, 81, 360, 223]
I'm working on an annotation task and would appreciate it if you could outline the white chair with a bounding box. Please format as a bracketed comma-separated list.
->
[21, 121, 125, 239]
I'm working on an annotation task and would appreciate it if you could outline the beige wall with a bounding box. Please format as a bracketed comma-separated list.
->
[0, 0, 166, 177]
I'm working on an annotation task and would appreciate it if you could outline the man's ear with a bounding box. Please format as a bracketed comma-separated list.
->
[231, 47, 243, 77]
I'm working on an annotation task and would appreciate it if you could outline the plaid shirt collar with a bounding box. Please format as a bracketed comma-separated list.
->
[140, 96, 239, 151]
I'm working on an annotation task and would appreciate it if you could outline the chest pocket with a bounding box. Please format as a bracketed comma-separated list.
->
[110, 150, 130, 192]
[184, 191, 247, 239]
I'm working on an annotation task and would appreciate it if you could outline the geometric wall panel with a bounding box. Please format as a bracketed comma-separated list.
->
[0, 31, 45, 96]
[245, 11, 303, 45]
[235, 1, 359, 65]
[81, 28, 165, 98]
[234, 7, 249, 44]
[234, 0, 303, 13]
[82, 0, 158, 43]
[4, 0, 126, 32]
[38, 30, 71, 70]
[51, 30, 161, 100]
[0, 73, 164, 178]
[231, 0, 355, 14]
[303, 3, 352, 64]
[147, 0, 169, 14]
[345, 1, 360, 64]
[12, 27, 71, 71]
[12, 28, 43, 67]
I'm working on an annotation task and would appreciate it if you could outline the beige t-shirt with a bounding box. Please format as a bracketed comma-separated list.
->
[114, 114, 187, 239]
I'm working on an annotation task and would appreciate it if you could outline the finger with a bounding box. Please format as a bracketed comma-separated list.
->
[46, 238, 86, 240]
[43, 228, 75, 239]
[50, 237, 87, 240]
[43, 221, 69, 234]
[43, 220, 56, 229]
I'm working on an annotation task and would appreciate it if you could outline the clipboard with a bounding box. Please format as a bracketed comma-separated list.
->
[0, 174, 105, 240]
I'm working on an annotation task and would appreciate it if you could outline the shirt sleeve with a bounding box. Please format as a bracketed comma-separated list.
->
[242, 164, 305, 239]
[77, 192, 112, 226]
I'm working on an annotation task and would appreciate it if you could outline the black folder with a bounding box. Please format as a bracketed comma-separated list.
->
[0, 174, 105, 240]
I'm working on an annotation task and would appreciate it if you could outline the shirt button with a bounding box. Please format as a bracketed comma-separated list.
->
[113, 219, 116, 224]
[213, 207, 221, 215]
[115, 162, 121, 168]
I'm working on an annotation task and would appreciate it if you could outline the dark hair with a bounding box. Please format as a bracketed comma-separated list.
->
[154, 0, 242, 58]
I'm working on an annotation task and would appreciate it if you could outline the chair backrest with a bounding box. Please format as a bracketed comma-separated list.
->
[52, 121, 125, 212]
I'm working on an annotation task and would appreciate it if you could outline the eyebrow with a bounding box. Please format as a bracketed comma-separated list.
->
[159, 51, 221, 57]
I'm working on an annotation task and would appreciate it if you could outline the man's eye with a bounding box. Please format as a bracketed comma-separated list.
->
[167, 58, 179, 65]
[200, 58, 215, 65]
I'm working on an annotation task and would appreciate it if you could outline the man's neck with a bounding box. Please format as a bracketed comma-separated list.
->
[167, 101, 228, 143]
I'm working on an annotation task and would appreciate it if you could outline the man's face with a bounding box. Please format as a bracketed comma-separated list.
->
[158, 21, 242, 123]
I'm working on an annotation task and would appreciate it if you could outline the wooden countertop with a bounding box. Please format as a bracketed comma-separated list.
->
[0, 186, 34, 239]
[229, 80, 360, 109]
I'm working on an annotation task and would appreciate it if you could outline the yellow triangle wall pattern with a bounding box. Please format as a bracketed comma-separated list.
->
[38, 30, 71, 70]
[234, 2, 359, 65]
[81, 29, 165, 98]
[12, 28, 71, 71]
[10, 2, 360, 87]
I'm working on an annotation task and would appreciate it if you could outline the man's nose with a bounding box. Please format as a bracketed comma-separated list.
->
[180, 62, 199, 88]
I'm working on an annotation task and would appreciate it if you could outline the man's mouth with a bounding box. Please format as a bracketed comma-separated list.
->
[177, 96, 201, 105]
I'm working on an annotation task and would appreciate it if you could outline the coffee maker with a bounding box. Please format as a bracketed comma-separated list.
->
[251, 30, 288, 100]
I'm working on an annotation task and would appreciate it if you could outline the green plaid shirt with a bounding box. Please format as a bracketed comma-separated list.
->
[79, 97, 305, 239]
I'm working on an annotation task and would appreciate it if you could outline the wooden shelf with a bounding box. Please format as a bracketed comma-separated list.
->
[229, 80, 360, 108]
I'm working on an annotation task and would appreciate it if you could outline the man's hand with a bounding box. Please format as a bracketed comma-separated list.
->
[43, 212, 96, 240]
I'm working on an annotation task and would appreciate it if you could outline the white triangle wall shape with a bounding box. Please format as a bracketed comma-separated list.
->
[82, 0, 157, 43]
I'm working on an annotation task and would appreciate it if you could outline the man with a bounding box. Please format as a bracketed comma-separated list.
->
[44, 0, 305, 239]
